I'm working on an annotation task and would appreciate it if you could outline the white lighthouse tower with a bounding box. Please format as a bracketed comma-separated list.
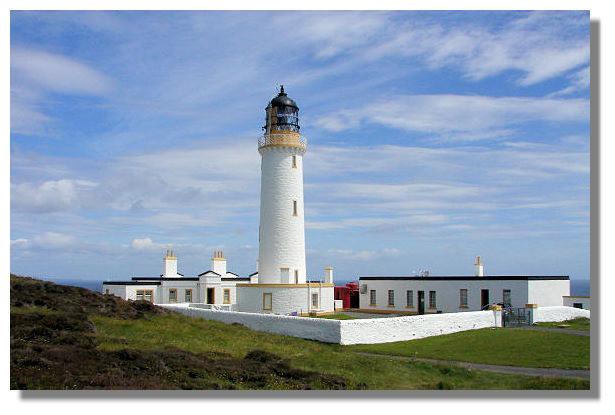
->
[236, 86, 334, 315]
[257, 85, 307, 284]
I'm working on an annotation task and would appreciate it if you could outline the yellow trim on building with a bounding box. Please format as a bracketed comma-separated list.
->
[236, 283, 334, 288]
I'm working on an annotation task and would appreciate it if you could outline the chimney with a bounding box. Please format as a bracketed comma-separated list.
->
[163, 247, 179, 278]
[474, 256, 484, 277]
[212, 250, 227, 276]
[324, 266, 334, 284]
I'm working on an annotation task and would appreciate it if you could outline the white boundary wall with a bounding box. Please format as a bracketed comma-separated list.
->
[339, 310, 501, 345]
[161, 304, 589, 345]
[532, 306, 590, 323]
[161, 303, 341, 343]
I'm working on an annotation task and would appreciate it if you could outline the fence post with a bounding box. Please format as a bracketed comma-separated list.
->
[488, 304, 503, 327]
[525, 303, 538, 325]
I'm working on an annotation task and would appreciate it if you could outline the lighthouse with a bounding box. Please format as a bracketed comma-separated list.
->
[257, 85, 307, 284]
[235, 86, 334, 315]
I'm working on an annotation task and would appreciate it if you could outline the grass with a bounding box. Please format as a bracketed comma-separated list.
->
[93, 313, 589, 389]
[310, 313, 356, 320]
[535, 318, 590, 331]
[11, 276, 590, 390]
[348, 327, 589, 370]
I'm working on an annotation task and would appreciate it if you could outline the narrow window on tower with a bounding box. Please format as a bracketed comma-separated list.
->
[292, 155, 297, 168]
[294, 269, 299, 284]
[293, 200, 298, 216]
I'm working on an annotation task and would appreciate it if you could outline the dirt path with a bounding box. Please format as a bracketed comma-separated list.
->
[356, 352, 590, 380]
[518, 326, 590, 336]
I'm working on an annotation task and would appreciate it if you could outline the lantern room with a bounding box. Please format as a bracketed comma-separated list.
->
[264, 85, 300, 134]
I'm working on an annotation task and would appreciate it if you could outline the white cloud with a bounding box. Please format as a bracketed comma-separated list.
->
[11, 47, 113, 136]
[11, 47, 112, 95]
[131, 237, 165, 251]
[326, 248, 402, 261]
[11, 179, 98, 213]
[362, 12, 588, 86]
[549, 66, 590, 97]
[11, 232, 76, 250]
[315, 94, 588, 139]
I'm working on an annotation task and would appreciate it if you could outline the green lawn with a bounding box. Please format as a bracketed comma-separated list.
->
[92, 313, 589, 389]
[310, 313, 356, 320]
[535, 318, 590, 331]
[348, 327, 589, 370]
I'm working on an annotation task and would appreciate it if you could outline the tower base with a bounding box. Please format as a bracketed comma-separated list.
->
[236, 283, 334, 315]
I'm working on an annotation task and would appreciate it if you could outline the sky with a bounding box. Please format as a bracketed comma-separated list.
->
[9, 10, 590, 282]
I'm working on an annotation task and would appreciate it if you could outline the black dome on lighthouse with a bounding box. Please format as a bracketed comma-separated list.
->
[270, 85, 298, 109]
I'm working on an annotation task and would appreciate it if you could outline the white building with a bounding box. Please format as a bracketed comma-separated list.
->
[103, 87, 334, 316]
[359, 257, 570, 314]
[563, 295, 591, 310]
[236, 86, 334, 315]
[103, 249, 257, 309]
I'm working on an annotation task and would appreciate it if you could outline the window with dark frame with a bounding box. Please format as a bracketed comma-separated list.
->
[503, 289, 511, 307]
[312, 293, 319, 308]
[185, 289, 192, 302]
[263, 293, 272, 310]
[369, 289, 377, 305]
[293, 200, 298, 216]
[169, 289, 177, 303]
[406, 290, 413, 307]
[292, 155, 297, 168]
[460, 289, 468, 307]
[223, 289, 231, 304]
[429, 291, 437, 309]
[388, 290, 395, 306]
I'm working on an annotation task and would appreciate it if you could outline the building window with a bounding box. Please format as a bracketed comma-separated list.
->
[185, 289, 192, 303]
[169, 289, 177, 303]
[388, 290, 395, 306]
[369, 290, 377, 306]
[263, 293, 273, 310]
[292, 155, 297, 168]
[573, 303, 583, 309]
[293, 200, 298, 216]
[406, 290, 413, 307]
[105, 288, 110, 295]
[460, 289, 468, 307]
[429, 291, 437, 309]
[312, 293, 319, 308]
[136, 290, 153, 302]
[294, 269, 299, 284]
[223, 289, 231, 304]
[503, 289, 511, 307]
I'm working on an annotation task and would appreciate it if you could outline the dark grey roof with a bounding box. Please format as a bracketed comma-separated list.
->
[222, 277, 250, 282]
[103, 281, 161, 286]
[159, 273, 184, 277]
[197, 270, 221, 277]
[270, 85, 298, 109]
[359, 276, 569, 281]
[248, 271, 258, 277]
[132, 276, 198, 281]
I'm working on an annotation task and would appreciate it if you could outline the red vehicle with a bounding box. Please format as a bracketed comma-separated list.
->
[334, 282, 359, 309]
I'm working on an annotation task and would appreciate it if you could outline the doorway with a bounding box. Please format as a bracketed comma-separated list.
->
[481, 289, 490, 309]
[418, 291, 425, 315]
[207, 288, 215, 304]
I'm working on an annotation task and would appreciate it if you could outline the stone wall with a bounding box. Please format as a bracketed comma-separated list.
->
[161, 303, 341, 343]
[161, 304, 589, 345]
[532, 306, 590, 323]
[338, 310, 501, 345]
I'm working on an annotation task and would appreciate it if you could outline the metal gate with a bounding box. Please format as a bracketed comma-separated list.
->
[502, 307, 530, 327]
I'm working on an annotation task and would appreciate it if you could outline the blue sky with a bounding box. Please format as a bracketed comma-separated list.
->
[10, 10, 590, 282]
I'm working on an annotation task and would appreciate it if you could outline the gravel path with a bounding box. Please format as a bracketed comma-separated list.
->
[356, 352, 590, 380]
